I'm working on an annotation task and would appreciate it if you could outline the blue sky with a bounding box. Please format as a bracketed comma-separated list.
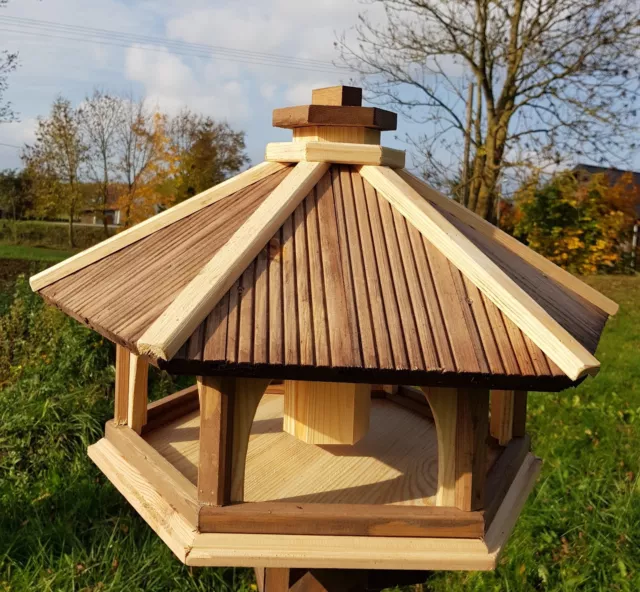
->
[1, 0, 638, 179]
[0, 0, 409, 171]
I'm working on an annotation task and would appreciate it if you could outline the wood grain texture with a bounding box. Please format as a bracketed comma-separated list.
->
[175, 166, 574, 388]
[397, 168, 617, 316]
[40, 166, 292, 349]
[360, 165, 600, 381]
[265, 142, 405, 168]
[312, 86, 362, 106]
[272, 105, 397, 131]
[30, 162, 287, 291]
[127, 353, 148, 434]
[137, 161, 329, 362]
[293, 126, 381, 145]
[114, 344, 130, 425]
[199, 501, 484, 538]
[423, 387, 489, 511]
[283, 381, 371, 445]
[490, 390, 515, 446]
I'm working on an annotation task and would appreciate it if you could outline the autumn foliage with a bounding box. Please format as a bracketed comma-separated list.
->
[516, 171, 640, 274]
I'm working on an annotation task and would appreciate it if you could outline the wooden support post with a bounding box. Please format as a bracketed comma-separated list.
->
[491, 390, 528, 445]
[422, 387, 489, 511]
[114, 344, 130, 425]
[284, 381, 371, 445]
[126, 352, 148, 434]
[197, 377, 271, 506]
[512, 391, 528, 438]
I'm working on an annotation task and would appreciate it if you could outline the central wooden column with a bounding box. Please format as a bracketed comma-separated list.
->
[284, 380, 372, 445]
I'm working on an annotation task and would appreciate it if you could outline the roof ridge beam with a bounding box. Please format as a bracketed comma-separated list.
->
[30, 161, 289, 292]
[396, 169, 618, 316]
[265, 141, 405, 168]
[137, 161, 330, 363]
[358, 165, 600, 381]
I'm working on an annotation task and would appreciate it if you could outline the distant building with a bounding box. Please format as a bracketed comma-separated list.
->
[78, 184, 123, 226]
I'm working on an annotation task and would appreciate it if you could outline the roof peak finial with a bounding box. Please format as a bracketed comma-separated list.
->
[311, 85, 362, 107]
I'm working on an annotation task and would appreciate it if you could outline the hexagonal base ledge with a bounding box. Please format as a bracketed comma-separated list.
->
[87, 390, 541, 571]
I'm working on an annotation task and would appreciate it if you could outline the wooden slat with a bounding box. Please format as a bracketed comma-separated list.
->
[104, 422, 199, 525]
[266, 142, 405, 168]
[315, 172, 353, 366]
[331, 167, 362, 367]
[305, 190, 330, 366]
[137, 161, 329, 362]
[199, 501, 484, 538]
[30, 162, 288, 292]
[351, 171, 393, 368]
[363, 180, 409, 369]
[114, 344, 130, 425]
[293, 202, 314, 366]
[237, 263, 255, 364]
[272, 105, 397, 131]
[253, 247, 269, 363]
[337, 166, 375, 367]
[281, 217, 298, 365]
[143, 385, 199, 433]
[127, 352, 148, 434]
[361, 165, 600, 381]
[268, 233, 284, 365]
[397, 169, 618, 316]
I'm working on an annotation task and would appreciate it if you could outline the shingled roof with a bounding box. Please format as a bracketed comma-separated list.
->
[31, 88, 617, 391]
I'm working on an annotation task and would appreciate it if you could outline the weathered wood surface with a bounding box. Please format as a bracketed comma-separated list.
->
[175, 165, 570, 386]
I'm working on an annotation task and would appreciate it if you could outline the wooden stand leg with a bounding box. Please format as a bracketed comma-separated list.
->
[127, 352, 148, 434]
[422, 387, 489, 511]
[198, 377, 271, 506]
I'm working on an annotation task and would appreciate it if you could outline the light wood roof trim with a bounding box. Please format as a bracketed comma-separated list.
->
[30, 161, 288, 292]
[397, 169, 618, 316]
[137, 161, 330, 363]
[359, 165, 600, 381]
[265, 142, 405, 168]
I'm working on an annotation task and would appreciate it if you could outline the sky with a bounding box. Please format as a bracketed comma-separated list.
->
[0, 0, 410, 171]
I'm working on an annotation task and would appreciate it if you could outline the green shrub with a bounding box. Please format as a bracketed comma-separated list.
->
[0, 220, 114, 250]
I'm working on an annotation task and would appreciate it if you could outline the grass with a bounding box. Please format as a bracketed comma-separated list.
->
[0, 244, 77, 262]
[0, 267, 638, 591]
[0, 219, 114, 251]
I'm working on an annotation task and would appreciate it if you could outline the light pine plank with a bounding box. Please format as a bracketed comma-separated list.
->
[30, 162, 289, 292]
[114, 344, 131, 425]
[265, 142, 405, 168]
[127, 352, 148, 434]
[361, 165, 601, 381]
[137, 161, 329, 363]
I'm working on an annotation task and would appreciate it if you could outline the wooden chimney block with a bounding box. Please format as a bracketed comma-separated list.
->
[312, 85, 362, 106]
[284, 381, 371, 445]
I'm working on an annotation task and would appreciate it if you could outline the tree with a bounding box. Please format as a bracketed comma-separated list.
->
[0, 0, 18, 124]
[339, 0, 640, 222]
[515, 171, 637, 273]
[0, 169, 31, 225]
[79, 89, 123, 236]
[116, 99, 178, 226]
[170, 109, 248, 202]
[22, 97, 88, 247]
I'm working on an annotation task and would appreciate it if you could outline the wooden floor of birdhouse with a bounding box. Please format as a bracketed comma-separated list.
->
[88, 387, 542, 570]
[146, 393, 484, 507]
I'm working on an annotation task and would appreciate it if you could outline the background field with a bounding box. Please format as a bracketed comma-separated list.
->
[0, 256, 638, 591]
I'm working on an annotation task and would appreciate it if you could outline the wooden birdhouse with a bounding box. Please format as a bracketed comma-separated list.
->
[31, 86, 617, 591]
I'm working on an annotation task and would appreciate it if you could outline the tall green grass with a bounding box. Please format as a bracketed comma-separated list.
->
[0, 274, 638, 591]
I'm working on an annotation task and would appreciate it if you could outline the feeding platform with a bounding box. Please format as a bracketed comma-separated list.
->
[32, 86, 617, 589]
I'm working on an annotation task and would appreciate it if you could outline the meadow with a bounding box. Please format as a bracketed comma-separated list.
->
[0, 256, 638, 591]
